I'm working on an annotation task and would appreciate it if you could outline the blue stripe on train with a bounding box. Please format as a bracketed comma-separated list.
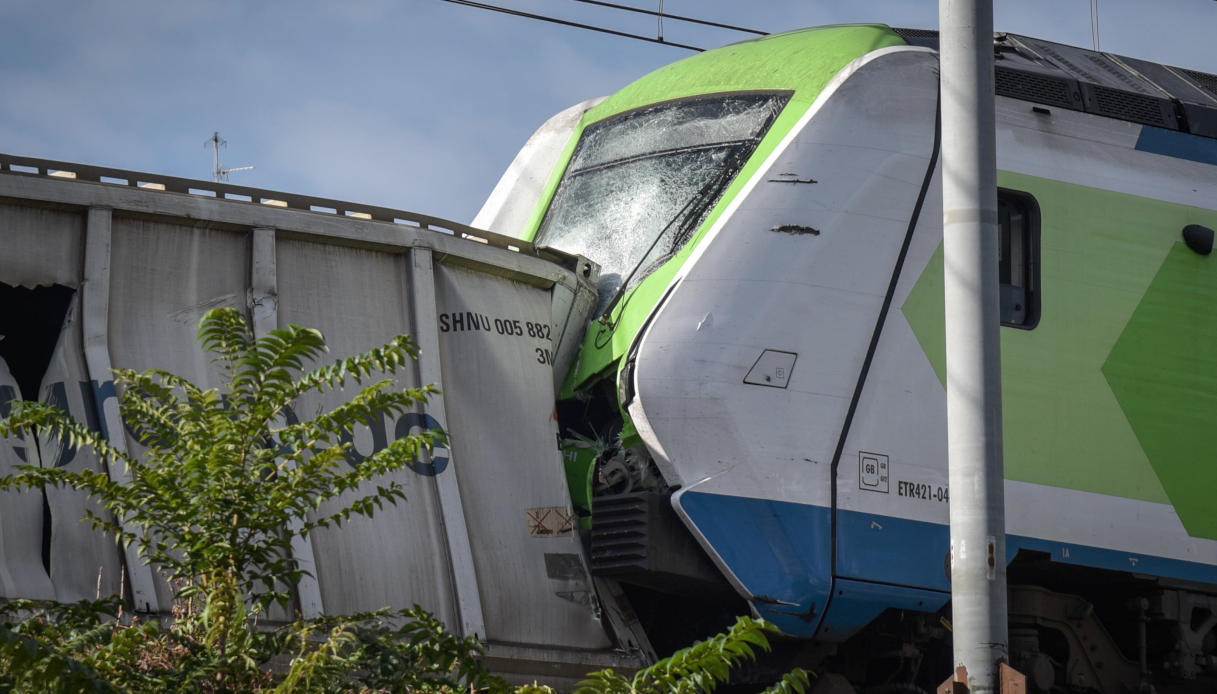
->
[1135, 126, 1217, 167]
[677, 491, 1217, 638]
[835, 508, 950, 591]
[676, 492, 833, 636]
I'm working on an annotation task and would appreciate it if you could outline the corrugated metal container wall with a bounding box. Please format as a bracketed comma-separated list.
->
[0, 160, 612, 659]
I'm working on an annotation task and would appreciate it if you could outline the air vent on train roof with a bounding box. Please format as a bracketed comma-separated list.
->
[888, 28, 1217, 139]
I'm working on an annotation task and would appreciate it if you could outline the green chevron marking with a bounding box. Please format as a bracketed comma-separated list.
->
[1102, 242, 1217, 539]
[899, 173, 1217, 508]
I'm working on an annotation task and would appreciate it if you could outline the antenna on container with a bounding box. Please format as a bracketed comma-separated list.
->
[206, 131, 254, 183]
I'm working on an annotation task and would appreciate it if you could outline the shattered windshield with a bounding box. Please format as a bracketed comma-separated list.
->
[535, 93, 789, 314]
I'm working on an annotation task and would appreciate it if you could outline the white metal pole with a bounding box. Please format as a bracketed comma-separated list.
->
[939, 0, 1008, 691]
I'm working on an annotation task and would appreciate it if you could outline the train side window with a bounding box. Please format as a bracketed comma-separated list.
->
[998, 189, 1040, 329]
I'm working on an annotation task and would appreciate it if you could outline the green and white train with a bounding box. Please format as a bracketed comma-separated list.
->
[476, 24, 1217, 692]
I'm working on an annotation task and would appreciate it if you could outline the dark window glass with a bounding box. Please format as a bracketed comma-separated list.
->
[998, 189, 1040, 328]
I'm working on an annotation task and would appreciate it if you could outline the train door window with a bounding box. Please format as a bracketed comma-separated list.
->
[998, 189, 1040, 329]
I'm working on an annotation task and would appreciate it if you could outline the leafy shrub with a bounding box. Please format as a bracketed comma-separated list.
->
[0, 308, 496, 692]
[574, 615, 812, 694]
[0, 307, 813, 693]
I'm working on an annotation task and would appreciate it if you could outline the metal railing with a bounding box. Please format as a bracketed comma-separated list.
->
[0, 152, 536, 254]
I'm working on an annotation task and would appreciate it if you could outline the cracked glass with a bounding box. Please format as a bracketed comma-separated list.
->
[536, 93, 789, 314]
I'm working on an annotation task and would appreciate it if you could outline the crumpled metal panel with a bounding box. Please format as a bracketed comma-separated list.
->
[276, 238, 458, 627]
[0, 358, 55, 599]
[0, 202, 82, 289]
[37, 294, 124, 602]
[435, 263, 609, 648]
[0, 168, 612, 665]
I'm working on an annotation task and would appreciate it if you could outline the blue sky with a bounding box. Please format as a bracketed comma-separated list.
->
[3, 1, 1215, 224]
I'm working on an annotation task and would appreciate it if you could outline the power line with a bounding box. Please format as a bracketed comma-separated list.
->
[1090, 0, 1101, 51]
[568, 0, 767, 36]
[440, 0, 704, 51]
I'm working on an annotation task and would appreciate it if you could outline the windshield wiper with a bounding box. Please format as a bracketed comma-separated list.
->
[596, 145, 750, 325]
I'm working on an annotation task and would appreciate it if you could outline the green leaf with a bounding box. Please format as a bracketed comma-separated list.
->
[0, 307, 473, 693]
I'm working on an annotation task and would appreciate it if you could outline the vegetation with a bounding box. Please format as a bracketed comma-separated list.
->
[0, 308, 810, 692]
[0, 307, 493, 693]
[572, 616, 811, 694]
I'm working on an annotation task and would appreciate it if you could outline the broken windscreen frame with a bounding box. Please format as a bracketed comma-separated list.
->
[535, 93, 791, 315]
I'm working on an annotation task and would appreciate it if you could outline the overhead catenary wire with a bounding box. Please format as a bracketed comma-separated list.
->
[568, 0, 768, 36]
[440, 0, 704, 51]
[1095, 0, 1105, 49]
